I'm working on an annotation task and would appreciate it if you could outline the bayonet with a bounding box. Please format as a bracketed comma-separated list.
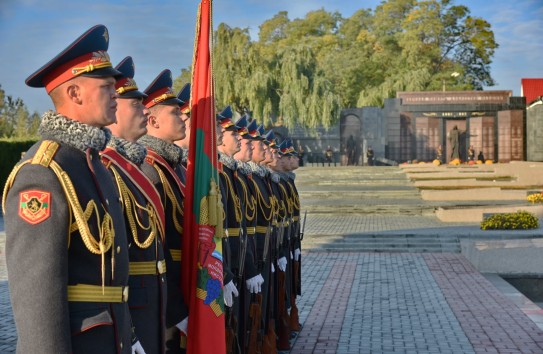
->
[300, 210, 307, 240]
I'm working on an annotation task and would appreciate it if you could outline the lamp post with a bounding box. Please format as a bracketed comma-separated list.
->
[443, 72, 460, 91]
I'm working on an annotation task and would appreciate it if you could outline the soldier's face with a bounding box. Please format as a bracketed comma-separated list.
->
[251, 140, 266, 163]
[216, 121, 224, 146]
[218, 129, 241, 157]
[181, 113, 191, 142]
[290, 155, 299, 170]
[235, 138, 253, 162]
[154, 104, 186, 143]
[262, 146, 273, 164]
[77, 76, 118, 127]
[175, 113, 191, 148]
[112, 97, 148, 142]
[269, 151, 281, 169]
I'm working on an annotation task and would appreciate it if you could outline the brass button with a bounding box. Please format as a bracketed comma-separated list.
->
[106, 199, 110, 205]
[123, 287, 129, 302]
[120, 342, 123, 349]
[116, 246, 121, 254]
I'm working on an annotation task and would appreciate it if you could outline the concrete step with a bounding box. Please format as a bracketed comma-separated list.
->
[305, 245, 461, 253]
[302, 234, 461, 253]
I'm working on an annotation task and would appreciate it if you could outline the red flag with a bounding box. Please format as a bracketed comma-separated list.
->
[182, 1, 225, 353]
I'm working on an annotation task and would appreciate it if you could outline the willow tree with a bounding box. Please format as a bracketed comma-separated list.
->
[257, 9, 342, 127]
[212, 23, 276, 124]
[174, 0, 497, 125]
[212, 16, 341, 128]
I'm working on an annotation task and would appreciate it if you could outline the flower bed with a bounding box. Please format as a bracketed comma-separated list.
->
[480, 210, 539, 230]
[527, 192, 543, 204]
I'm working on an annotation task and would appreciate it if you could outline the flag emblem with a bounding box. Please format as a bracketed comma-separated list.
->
[19, 190, 51, 225]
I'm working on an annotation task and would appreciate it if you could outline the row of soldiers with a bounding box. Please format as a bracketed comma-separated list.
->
[2, 24, 302, 354]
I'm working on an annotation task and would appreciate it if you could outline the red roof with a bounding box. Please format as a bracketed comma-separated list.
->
[521, 78, 543, 105]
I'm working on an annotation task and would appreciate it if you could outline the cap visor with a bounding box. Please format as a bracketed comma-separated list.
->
[118, 90, 148, 99]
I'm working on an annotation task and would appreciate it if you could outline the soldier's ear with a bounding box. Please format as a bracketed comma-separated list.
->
[66, 83, 82, 104]
[147, 114, 159, 128]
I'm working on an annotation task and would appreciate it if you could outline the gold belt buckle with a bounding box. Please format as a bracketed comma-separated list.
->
[122, 286, 129, 302]
[157, 260, 165, 274]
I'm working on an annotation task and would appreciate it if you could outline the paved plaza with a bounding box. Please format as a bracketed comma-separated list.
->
[2, 165, 543, 353]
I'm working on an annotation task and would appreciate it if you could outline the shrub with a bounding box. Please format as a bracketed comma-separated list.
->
[0, 138, 38, 190]
[432, 159, 441, 166]
[480, 210, 539, 230]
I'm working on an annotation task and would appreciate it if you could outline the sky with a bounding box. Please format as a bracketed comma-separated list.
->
[0, 0, 542, 114]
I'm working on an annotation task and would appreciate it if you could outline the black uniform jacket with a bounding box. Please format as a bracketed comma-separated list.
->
[101, 144, 168, 354]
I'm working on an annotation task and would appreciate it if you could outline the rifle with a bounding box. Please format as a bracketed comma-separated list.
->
[276, 219, 291, 351]
[290, 213, 303, 332]
[247, 217, 264, 354]
[248, 293, 263, 354]
[226, 305, 238, 354]
[290, 260, 301, 332]
[262, 222, 277, 354]
[299, 210, 307, 241]
[277, 267, 290, 350]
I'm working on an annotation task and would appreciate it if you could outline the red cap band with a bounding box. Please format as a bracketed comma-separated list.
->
[44, 50, 112, 93]
[144, 87, 176, 108]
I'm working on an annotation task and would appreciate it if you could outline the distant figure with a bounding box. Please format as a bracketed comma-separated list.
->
[346, 135, 355, 165]
[298, 144, 305, 166]
[366, 146, 375, 166]
[325, 145, 334, 166]
[449, 125, 460, 160]
[467, 145, 475, 161]
[478, 151, 485, 163]
[436, 144, 443, 163]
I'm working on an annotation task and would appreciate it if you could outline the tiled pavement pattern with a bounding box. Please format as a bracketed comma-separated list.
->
[0, 281, 14, 354]
[425, 254, 543, 353]
[2, 165, 543, 353]
[292, 253, 543, 354]
[0, 221, 15, 353]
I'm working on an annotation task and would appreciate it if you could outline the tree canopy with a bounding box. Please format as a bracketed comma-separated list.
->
[176, 0, 497, 128]
[0, 85, 40, 139]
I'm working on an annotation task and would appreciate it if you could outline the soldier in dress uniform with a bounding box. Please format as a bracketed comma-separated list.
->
[100, 56, 167, 354]
[2, 25, 136, 353]
[283, 139, 302, 334]
[268, 140, 293, 351]
[233, 115, 265, 353]
[217, 106, 261, 354]
[247, 123, 277, 353]
[260, 130, 284, 352]
[138, 70, 188, 353]
[174, 83, 191, 168]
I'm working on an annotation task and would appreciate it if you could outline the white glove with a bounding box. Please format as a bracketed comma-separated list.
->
[256, 274, 264, 292]
[294, 248, 301, 261]
[277, 257, 287, 272]
[224, 280, 239, 307]
[175, 316, 188, 335]
[290, 251, 294, 259]
[271, 263, 275, 273]
[246, 275, 260, 293]
[132, 341, 146, 354]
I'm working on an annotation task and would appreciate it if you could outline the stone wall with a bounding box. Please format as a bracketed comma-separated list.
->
[527, 99, 543, 161]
